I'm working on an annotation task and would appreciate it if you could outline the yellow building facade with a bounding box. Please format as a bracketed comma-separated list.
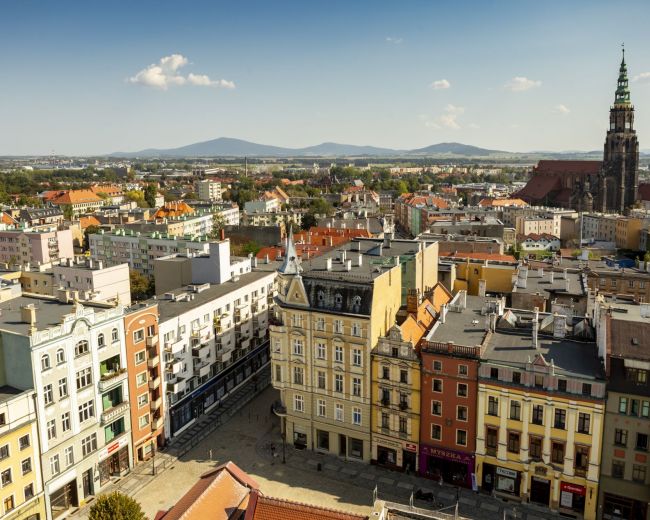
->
[0, 389, 46, 520]
[453, 260, 517, 296]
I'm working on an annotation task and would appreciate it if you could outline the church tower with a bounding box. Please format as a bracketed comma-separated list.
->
[599, 47, 639, 213]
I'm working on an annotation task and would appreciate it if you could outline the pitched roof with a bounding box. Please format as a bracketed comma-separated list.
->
[517, 233, 559, 242]
[51, 189, 102, 205]
[639, 183, 650, 201]
[90, 184, 123, 196]
[478, 198, 528, 207]
[250, 496, 366, 520]
[0, 212, 17, 226]
[79, 215, 102, 229]
[151, 201, 195, 219]
[441, 251, 517, 263]
[533, 160, 602, 175]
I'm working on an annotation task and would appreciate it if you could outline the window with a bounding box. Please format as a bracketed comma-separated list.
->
[50, 455, 60, 476]
[275, 365, 282, 382]
[56, 349, 65, 364]
[0, 446, 8, 461]
[133, 329, 145, 343]
[21, 458, 31, 475]
[43, 384, 53, 406]
[458, 364, 468, 376]
[432, 401, 442, 416]
[292, 339, 303, 356]
[532, 404, 544, 425]
[612, 460, 625, 479]
[490, 367, 499, 379]
[456, 406, 468, 421]
[431, 424, 441, 441]
[58, 378, 68, 399]
[335, 374, 343, 393]
[433, 360, 442, 372]
[554, 409, 566, 429]
[626, 368, 648, 385]
[139, 415, 150, 429]
[381, 388, 390, 405]
[488, 396, 499, 416]
[293, 367, 304, 385]
[24, 483, 34, 501]
[631, 399, 640, 416]
[575, 445, 589, 472]
[316, 342, 326, 360]
[334, 320, 343, 333]
[486, 427, 498, 451]
[382, 366, 389, 380]
[614, 428, 628, 447]
[534, 375, 544, 388]
[512, 371, 521, 384]
[3, 495, 13, 512]
[352, 408, 361, 425]
[136, 372, 147, 386]
[135, 351, 146, 365]
[79, 400, 95, 423]
[457, 383, 467, 397]
[41, 354, 51, 371]
[557, 379, 567, 392]
[317, 399, 326, 417]
[381, 413, 389, 429]
[457, 430, 467, 446]
[18, 435, 29, 450]
[335, 403, 343, 422]
[351, 323, 361, 337]
[352, 349, 362, 367]
[293, 394, 304, 412]
[316, 318, 325, 331]
[551, 442, 565, 464]
[0, 469, 10, 486]
[510, 401, 521, 421]
[577, 413, 590, 434]
[334, 346, 343, 363]
[636, 433, 648, 451]
[529, 436, 542, 460]
[76, 367, 92, 390]
[633, 464, 647, 483]
[643, 401, 650, 418]
[507, 432, 520, 454]
[61, 412, 71, 433]
[619, 397, 628, 414]
[81, 433, 97, 457]
[317, 371, 326, 390]
[352, 377, 361, 397]
[112, 328, 119, 342]
[97, 333, 105, 348]
[137, 393, 149, 408]
[64, 446, 74, 467]
[75, 341, 89, 357]
[582, 383, 592, 396]
[433, 379, 442, 393]
[399, 416, 407, 434]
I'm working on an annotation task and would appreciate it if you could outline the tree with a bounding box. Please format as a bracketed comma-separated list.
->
[301, 213, 318, 230]
[83, 225, 101, 251]
[62, 204, 74, 221]
[129, 270, 154, 301]
[89, 492, 145, 520]
[209, 213, 226, 239]
[124, 190, 149, 208]
[144, 183, 158, 208]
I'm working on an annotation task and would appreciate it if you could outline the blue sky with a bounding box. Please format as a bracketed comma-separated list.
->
[2, 0, 650, 155]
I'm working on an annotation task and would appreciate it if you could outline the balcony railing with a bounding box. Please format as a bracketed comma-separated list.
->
[101, 401, 130, 425]
[148, 376, 161, 390]
[152, 416, 163, 430]
[486, 447, 497, 457]
[399, 402, 409, 411]
[98, 369, 128, 392]
[151, 396, 162, 410]
[147, 355, 160, 368]
[146, 336, 158, 348]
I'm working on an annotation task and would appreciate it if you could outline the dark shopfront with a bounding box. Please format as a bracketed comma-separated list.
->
[170, 341, 269, 436]
[481, 464, 521, 497]
[419, 445, 475, 488]
[603, 493, 648, 520]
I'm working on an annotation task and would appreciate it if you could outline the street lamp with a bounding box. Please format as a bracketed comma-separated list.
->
[272, 401, 287, 464]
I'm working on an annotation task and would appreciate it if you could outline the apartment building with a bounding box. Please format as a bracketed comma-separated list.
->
[581, 213, 619, 244]
[125, 213, 214, 240]
[48, 190, 104, 217]
[419, 291, 482, 489]
[196, 180, 222, 202]
[0, 292, 132, 519]
[475, 308, 605, 520]
[594, 300, 650, 520]
[270, 235, 437, 462]
[89, 230, 211, 276]
[241, 211, 302, 229]
[53, 259, 131, 306]
[587, 263, 650, 303]
[615, 217, 645, 250]
[0, 388, 46, 520]
[0, 228, 74, 267]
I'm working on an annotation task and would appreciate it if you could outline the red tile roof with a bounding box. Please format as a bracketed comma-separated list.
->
[639, 183, 650, 201]
[51, 189, 102, 205]
[250, 496, 366, 520]
[533, 160, 602, 175]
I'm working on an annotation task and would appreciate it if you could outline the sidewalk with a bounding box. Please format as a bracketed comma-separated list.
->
[67, 370, 271, 519]
[255, 422, 560, 520]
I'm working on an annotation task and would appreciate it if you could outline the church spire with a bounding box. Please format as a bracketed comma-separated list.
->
[278, 225, 301, 275]
[615, 44, 631, 106]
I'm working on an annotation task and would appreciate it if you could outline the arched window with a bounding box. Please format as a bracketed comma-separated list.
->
[75, 341, 89, 357]
[56, 349, 65, 365]
[41, 354, 50, 371]
[334, 293, 343, 308]
[97, 333, 105, 348]
[111, 328, 118, 342]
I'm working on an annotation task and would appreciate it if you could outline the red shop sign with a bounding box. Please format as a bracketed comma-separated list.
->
[561, 482, 586, 496]
[404, 443, 418, 452]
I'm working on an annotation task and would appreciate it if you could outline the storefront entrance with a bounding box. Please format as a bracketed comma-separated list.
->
[494, 466, 520, 497]
[419, 445, 475, 488]
[530, 477, 550, 506]
[603, 493, 648, 520]
[99, 446, 130, 485]
[377, 445, 397, 466]
[82, 469, 93, 498]
[559, 482, 586, 516]
[403, 450, 416, 472]
[50, 480, 78, 519]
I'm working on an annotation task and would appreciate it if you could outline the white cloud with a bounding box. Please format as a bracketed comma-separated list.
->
[554, 104, 570, 115]
[423, 104, 465, 130]
[633, 72, 650, 83]
[504, 76, 542, 92]
[129, 54, 235, 90]
[468, 123, 480, 129]
[430, 79, 451, 90]
[386, 37, 403, 44]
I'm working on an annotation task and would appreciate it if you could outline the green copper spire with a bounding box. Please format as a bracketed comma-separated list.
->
[615, 45, 631, 106]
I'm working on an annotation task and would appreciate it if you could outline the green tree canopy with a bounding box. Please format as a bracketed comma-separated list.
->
[129, 270, 154, 301]
[144, 183, 158, 208]
[88, 492, 146, 520]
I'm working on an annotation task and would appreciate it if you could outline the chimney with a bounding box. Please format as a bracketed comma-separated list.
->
[345, 259, 352, 271]
[357, 253, 363, 267]
[406, 289, 419, 314]
[563, 268, 568, 279]
[565, 277, 570, 293]
[356, 241, 362, 251]
[459, 290, 467, 309]
[553, 312, 567, 338]
[440, 303, 448, 323]
[264, 254, 270, 264]
[326, 258, 332, 271]
[220, 228, 225, 241]
[21, 304, 36, 327]
[532, 307, 539, 348]
[489, 312, 497, 332]
[538, 267, 543, 277]
[550, 270, 554, 283]
[383, 234, 391, 248]
[252, 257, 258, 268]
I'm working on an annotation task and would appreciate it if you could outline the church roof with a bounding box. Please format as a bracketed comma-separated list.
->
[533, 160, 602, 175]
[615, 47, 632, 106]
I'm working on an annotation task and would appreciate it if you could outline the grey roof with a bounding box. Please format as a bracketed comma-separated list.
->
[429, 295, 489, 347]
[0, 296, 76, 335]
[153, 270, 274, 323]
[301, 279, 373, 316]
[0, 386, 25, 404]
[514, 268, 586, 297]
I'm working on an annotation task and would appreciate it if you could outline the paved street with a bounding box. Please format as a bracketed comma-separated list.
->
[70, 381, 565, 519]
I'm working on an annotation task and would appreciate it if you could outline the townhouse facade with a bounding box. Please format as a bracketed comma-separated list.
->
[0, 229, 74, 267]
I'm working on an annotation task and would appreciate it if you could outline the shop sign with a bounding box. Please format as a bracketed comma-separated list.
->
[471, 473, 478, 492]
[422, 445, 474, 464]
[404, 443, 417, 452]
[561, 482, 586, 496]
[534, 466, 547, 476]
[98, 435, 128, 461]
[496, 466, 518, 479]
[560, 491, 573, 508]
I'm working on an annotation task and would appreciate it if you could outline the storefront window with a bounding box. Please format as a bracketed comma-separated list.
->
[349, 438, 363, 459]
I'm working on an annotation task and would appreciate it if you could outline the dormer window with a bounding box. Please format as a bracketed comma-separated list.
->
[334, 293, 343, 307]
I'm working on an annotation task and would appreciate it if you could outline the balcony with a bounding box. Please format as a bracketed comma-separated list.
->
[149, 376, 161, 390]
[151, 396, 162, 410]
[152, 416, 163, 431]
[192, 344, 210, 360]
[147, 354, 160, 368]
[193, 361, 211, 378]
[574, 467, 587, 478]
[381, 398, 390, 407]
[167, 377, 186, 394]
[217, 350, 232, 363]
[166, 359, 183, 374]
[146, 336, 158, 348]
[101, 401, 130, 425]
[399, 402, 409, 411]
[98, 369, 128, 392]
[164, 338, 184, 355]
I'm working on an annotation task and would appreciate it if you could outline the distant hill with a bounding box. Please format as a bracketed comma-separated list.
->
[408, 142, 507, 156]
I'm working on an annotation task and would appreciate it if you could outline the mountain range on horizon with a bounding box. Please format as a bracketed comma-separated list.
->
[108, 137, 641, 159]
